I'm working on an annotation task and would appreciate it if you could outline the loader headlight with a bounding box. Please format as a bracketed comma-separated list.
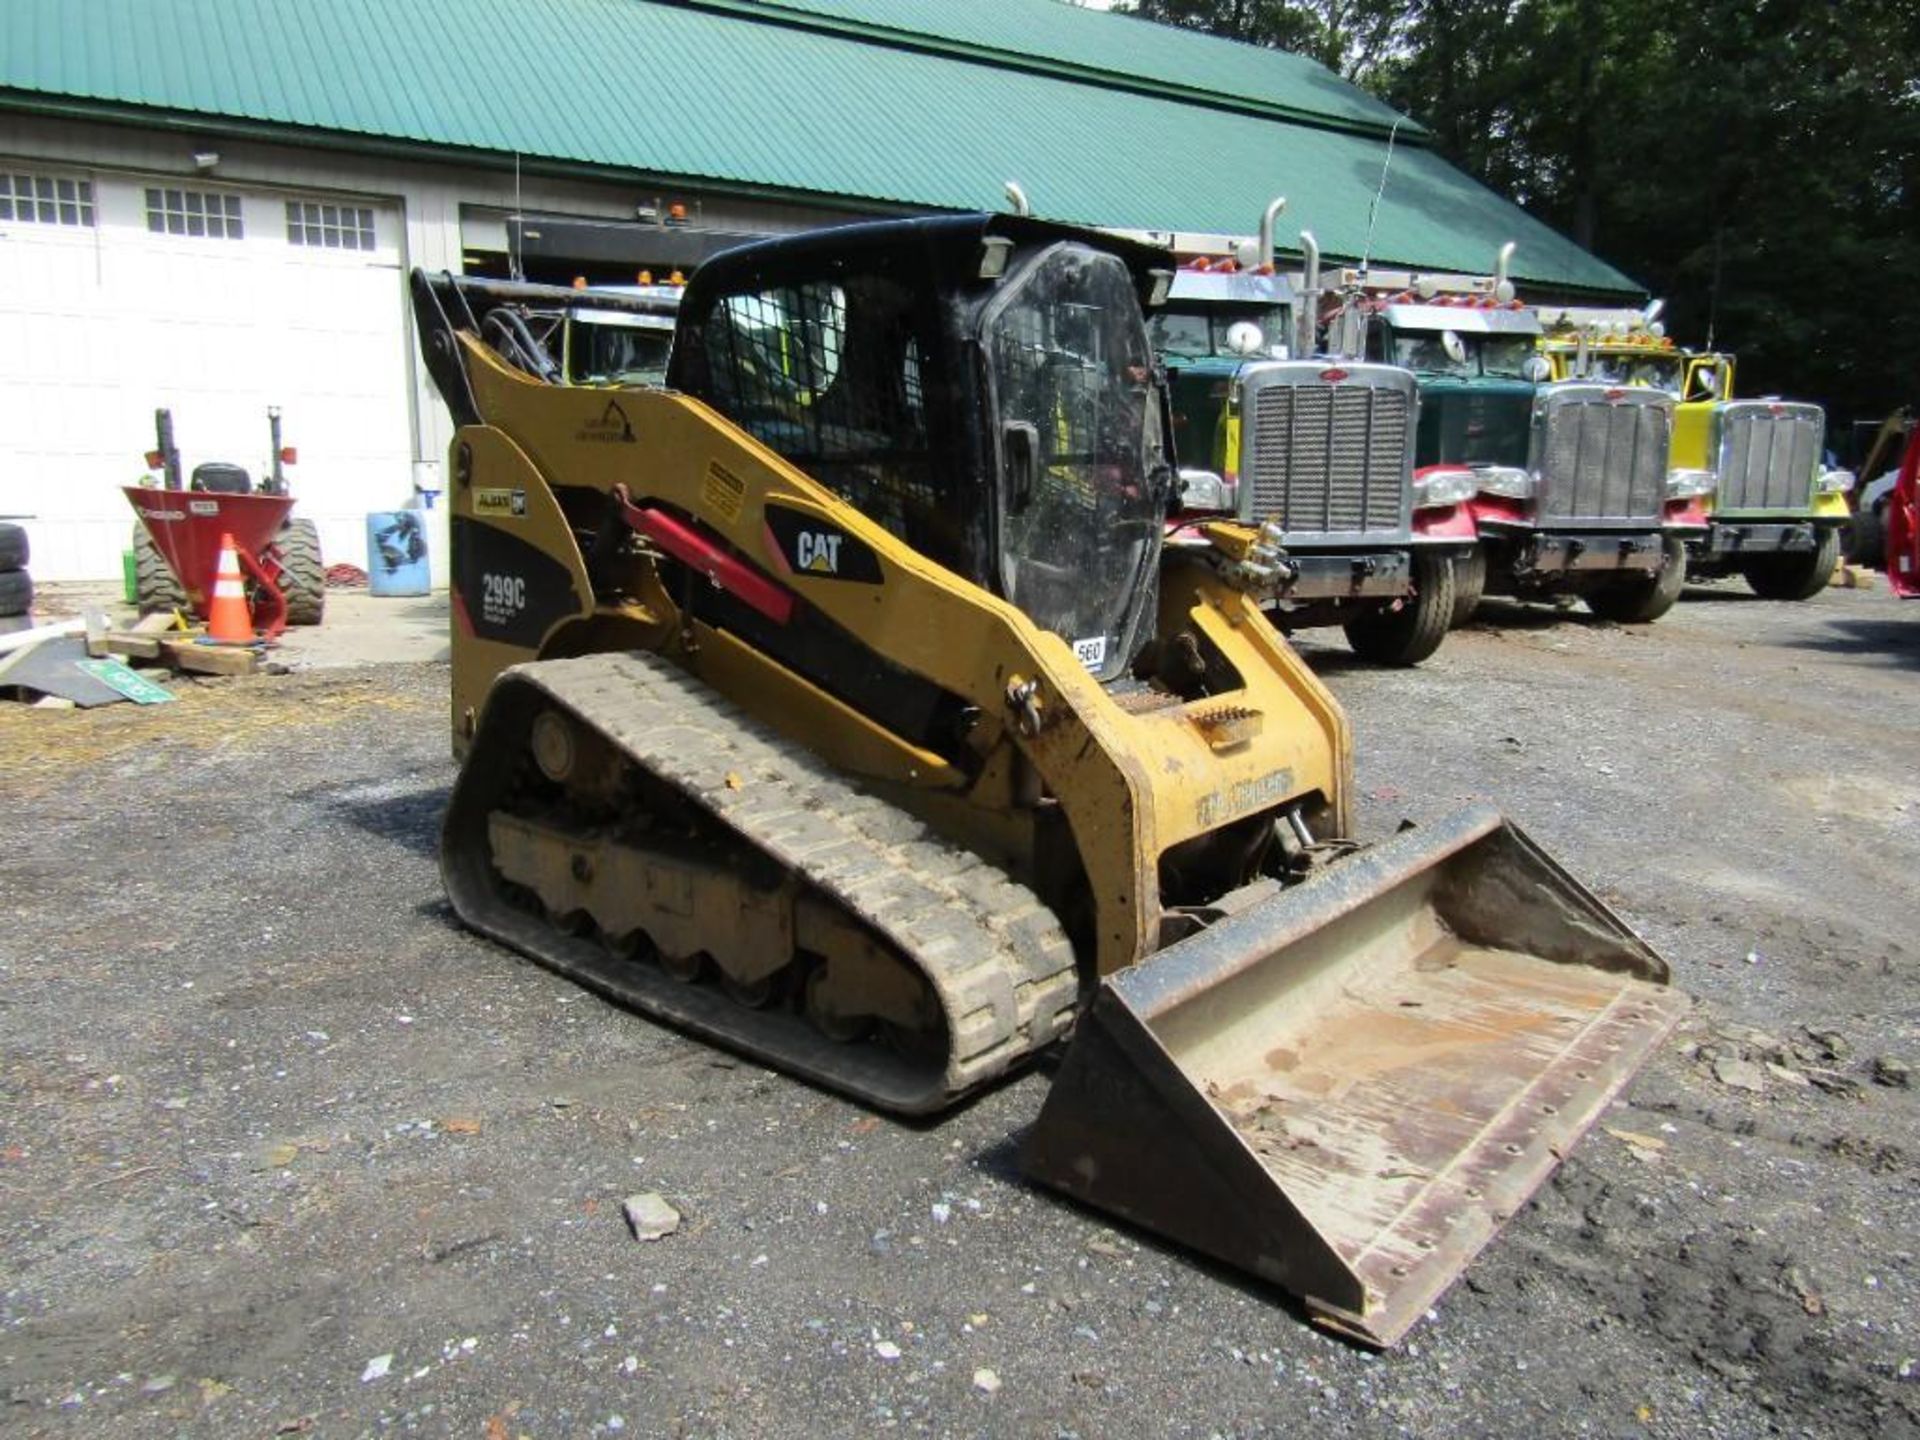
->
[1817, 467, 1856, 495]
[1177, 468, 1235, 514]
[1413, 466, 1478, 508]
[978, 238, 1014, 280]
[1473, 465, 1535, 500]
[1665, 468, 1719, 500]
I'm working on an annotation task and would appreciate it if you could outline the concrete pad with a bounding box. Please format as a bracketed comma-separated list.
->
[274, 589, 448, 669]
[32, 580, 448, 669]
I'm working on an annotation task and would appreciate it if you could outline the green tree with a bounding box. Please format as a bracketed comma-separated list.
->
[1124, 0, 1920, 424]
[1126, 0, 1405, 80]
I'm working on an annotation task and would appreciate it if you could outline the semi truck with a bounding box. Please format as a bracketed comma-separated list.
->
[1332, 250, 1695, 625]
[1538, 307, 1853, 601]
[1146, 210, 1474, 665]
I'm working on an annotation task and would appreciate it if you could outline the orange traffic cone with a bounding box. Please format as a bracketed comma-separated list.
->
[206, 532, 254, 643]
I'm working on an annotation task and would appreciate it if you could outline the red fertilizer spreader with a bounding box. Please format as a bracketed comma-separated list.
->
[123, 406, 326, 637]
[124, 485, 296, 636]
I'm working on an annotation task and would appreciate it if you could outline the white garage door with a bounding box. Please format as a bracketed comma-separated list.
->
[0, 167, 414, 581]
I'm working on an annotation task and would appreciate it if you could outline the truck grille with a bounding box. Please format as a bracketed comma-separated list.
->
[1713, 401, 1822, 512]
[1534, 386, 1670, 525]
[1242, 367, 1411, 540]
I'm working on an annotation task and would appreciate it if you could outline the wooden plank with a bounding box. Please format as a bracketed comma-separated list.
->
[161, 640, 259, 677]
[103, 633, 164, 660]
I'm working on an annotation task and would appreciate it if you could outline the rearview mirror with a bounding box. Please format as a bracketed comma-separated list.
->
[1524, 355, 1551, 383]
[1441, 330, 1468, 366]
[1225, 321, 1265, 358]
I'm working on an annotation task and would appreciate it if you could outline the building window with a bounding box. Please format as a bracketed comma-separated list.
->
[0, 172, 96, 226]
[145, 187, 244, 239]
[286, 200, 375, 251]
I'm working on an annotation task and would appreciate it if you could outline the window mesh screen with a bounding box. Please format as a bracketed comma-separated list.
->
[699, 277, 938, 548]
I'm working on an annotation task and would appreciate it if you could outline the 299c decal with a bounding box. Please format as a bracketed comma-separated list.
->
[451, 515, 579, 648]
[480, 571, 527, 626]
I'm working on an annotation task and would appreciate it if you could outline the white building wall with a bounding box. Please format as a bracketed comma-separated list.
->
[0, 114, 852, 582]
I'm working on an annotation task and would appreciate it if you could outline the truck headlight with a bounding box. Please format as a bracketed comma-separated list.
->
[1413, 467, 1478, 508]
[1665, 468, 1718, 499]
[1177, 468, 1235, 514]
[1817, 467, 1855, 494]
[1473, 466, 1535, 500]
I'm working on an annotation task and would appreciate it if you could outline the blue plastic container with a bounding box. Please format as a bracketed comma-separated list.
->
[366, 511, 430, 596]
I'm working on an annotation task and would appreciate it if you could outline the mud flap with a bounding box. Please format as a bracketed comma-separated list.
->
[1021, 806, 1688, 1347]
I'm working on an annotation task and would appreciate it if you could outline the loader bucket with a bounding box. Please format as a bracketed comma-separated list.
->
[1022, 806, 1687, 1347]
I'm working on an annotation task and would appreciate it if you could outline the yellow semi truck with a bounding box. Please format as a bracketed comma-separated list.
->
[1540, 308, 1853, 600]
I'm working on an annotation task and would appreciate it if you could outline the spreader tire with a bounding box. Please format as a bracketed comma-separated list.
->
[133, 525, 187, 616]
[276, 518, 326, 626]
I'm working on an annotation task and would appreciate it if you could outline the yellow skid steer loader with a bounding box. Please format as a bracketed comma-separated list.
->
[410, 215, 1685, 1345]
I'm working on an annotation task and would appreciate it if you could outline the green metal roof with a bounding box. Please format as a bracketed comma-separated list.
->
[0, 0, 1640, 296]
[709, 0, 1421, 137]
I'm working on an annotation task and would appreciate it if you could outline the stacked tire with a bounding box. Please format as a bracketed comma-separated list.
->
[0, 522, 32, 634]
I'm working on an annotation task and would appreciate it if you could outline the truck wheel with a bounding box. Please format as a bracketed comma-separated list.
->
[0, 567, 31, 618]
[1344, 548, 1455, 666]
[276, 518, 326, 626]
[1847, 504, 1886, 570]
[1742, 527, 1840, 601]
[1450, 546, 1486, 627]
[133, 525, 187, 615]
[0, 522, 27, 570]
[1585, 536, 1687, 623]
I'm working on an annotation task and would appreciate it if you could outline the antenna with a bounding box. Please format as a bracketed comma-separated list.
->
[510, 152, 525, 283]
[1358, 119, 1401, 279]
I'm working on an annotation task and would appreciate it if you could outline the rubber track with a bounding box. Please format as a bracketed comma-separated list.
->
[463, 651, 1081, 1111]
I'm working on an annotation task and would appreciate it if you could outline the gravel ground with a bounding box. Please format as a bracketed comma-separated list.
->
[2, 579, 1916, 1438]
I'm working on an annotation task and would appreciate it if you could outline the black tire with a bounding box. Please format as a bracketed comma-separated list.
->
[1450, 545, 1486, 628]
[1849, 503, 1886, 570]
[0, 567, 32, 618]
[1344, 547, 1455, 666]
[1742, 526, 1841, 601]
[1585, 535, 1687, 623]
[0, 522, 27, 570]
[275, 517, 326, 626]
[132, 524, 187, 615]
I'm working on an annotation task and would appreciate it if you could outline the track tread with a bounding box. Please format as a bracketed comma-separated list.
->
[484, 651, 1080, 1106]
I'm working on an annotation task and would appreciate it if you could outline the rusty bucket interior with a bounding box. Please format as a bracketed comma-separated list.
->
[1022, 806, 1688, 1347]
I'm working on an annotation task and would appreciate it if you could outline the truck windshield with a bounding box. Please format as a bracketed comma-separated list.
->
[1394, 331, 1537, 380]
[1392, 333, 1474, 377]
[984, 244, 1165, 679]
[1479, 336, 1538, 379]
[1149, 304, 1290, 360]
[1148, 309, 1214, 359]
[1585, 352, 1684, 392]
[567, 319, 674, 386]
